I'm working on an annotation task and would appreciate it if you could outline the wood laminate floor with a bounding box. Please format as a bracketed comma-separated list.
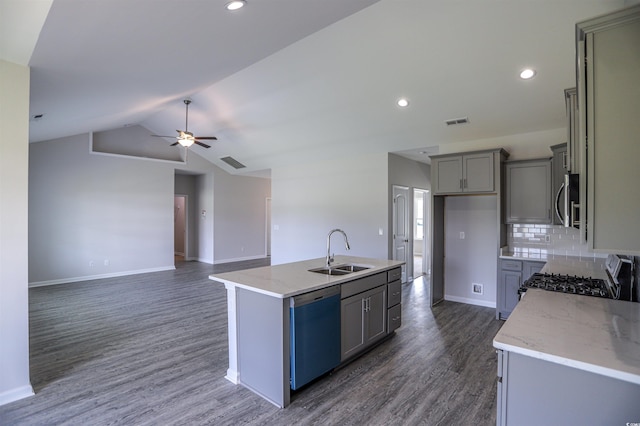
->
[1, 259, 503, 425]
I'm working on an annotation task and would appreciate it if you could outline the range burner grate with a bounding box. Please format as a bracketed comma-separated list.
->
[520, 273, 612, 298]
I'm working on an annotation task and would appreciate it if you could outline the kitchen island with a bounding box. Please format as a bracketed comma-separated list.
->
[209, 255, 404, 408]
[493, 289, 640, 425]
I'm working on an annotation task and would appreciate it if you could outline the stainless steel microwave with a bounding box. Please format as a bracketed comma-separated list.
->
[555, 173, 579, 228]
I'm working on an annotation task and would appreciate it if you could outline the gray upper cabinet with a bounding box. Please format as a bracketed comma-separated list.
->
[505, 159, 552, 224]
[577, 5, 640, 254]
[431, 150, 499, 195]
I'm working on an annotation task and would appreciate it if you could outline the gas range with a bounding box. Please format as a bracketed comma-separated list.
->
[520, 273, 613, 299]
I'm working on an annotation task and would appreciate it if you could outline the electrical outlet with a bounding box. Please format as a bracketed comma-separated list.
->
[472, 283, 483, 295]
[89, 260, 94, 267]
[459, 231, 465, 239]
[104, 259, 109, 266]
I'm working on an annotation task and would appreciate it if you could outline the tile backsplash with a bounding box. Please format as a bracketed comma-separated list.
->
[507, 224, 608, 259]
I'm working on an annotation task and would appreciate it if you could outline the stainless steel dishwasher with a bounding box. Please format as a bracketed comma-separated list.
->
[289, 285, 341, 390]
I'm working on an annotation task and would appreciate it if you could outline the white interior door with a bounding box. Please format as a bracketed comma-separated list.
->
[392, 185, 410, 282]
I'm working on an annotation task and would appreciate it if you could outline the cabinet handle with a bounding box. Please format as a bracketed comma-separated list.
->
[459, 178, 463, 190]
[464, 178, 467, 189]
[562, 151, 568, 170]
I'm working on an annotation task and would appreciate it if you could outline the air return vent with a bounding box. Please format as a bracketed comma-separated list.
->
[220, 156, 246, 169]
[445, 117, 469, 126]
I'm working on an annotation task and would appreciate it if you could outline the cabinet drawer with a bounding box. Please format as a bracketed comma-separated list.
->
[387, 304, 401, 333]
[341, 272, 387, 299]
[387, 267, 402, 283]
[387, 280, 401, 308]
[501, 260, 522, 271]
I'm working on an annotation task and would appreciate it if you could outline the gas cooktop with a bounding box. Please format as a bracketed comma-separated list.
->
[520, 272, 612, 299]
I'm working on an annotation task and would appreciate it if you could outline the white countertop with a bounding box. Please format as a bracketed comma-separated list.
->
[494, 289, 640, 385]
[208, 255, 404, 298]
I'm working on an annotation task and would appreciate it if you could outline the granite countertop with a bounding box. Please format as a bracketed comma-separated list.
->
[493, 289, 640, 385]
[208, 255, 404, 299]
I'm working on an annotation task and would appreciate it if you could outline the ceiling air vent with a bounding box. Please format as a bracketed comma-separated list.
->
[220, 156, 246, 169]
[445, 117, 469, 126]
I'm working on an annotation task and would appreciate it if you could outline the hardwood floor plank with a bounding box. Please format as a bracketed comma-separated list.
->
[0, 259, 503, 425]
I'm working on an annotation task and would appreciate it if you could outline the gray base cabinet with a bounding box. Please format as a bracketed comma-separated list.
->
[505, 159, 552, 224]
[340, 267, 402, 362]
[497, 259, 544, 320]
[340, 285, 386, 361]
[497, 350, 640, 425]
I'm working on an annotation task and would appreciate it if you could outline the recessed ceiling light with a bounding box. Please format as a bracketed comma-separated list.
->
[397, 98, 409, 107]
[225, 0, 245, 11]
[520, 68, 536, 80]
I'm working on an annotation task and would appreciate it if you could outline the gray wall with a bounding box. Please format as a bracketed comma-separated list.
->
[0, 60, 32, 405]
[444, 195, 498, 307]
[213, 167, 271, 263]
[28, 127, 270, 284]
[29, 134, 177, 284]
[270, 153, 389, 265]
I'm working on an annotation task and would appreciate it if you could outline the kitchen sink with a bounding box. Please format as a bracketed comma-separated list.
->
[334, 264, 370, 272]
[308, 264, 371, 275]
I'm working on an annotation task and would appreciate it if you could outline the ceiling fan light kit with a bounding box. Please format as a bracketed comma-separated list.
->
[152, 99, 217, 149]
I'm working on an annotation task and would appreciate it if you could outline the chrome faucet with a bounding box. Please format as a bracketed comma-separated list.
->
[326, 228, 350, 268]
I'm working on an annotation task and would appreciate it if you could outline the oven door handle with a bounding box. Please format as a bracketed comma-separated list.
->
[555, 182, 565, 223]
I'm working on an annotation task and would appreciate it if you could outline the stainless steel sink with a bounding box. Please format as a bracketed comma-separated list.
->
[308, 264, 371, 275]
[334, 264, 370, 273]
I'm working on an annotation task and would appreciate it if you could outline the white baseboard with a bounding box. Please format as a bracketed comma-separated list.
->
[195, 257, 214, 264]
[0, 385, 34, 407]
[213, 255, 268, 265]
[444, 294, 496, 309]
[29, 266, 176, 288]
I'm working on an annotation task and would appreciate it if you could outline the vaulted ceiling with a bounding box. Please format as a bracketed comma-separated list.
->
[3, 0, 635, 175]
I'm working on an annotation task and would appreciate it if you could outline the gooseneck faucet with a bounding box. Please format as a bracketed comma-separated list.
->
[326, 229, 351, 268]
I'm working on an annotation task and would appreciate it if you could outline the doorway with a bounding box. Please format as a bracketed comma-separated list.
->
[174, 195, 187, 261]
[413, 189, 430, 278]
[392, 185, 410, 282]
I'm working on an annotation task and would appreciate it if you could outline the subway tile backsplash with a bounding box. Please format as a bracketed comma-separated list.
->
[507, 224, 608, 259]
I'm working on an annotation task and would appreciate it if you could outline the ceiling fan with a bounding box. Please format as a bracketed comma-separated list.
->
[152, 99, 217, 148]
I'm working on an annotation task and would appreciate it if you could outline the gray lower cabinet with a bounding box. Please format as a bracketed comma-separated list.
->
[497, 349, 640, 425]
[340, 267, 402, 362]
[340, 285, 386, 361]
[497, 259, 544, 320]
[505, 159, 552, 224]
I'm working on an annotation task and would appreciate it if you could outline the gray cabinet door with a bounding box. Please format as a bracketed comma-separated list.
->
[341, 294, 365, 361]
[463, 153, 494, 192]
[505, 160, 551, 224]
[433, 156, 463, 194]
[365, 285, 387, 343]
[499, 269, 522, 320]
[581, 12, 640, 254]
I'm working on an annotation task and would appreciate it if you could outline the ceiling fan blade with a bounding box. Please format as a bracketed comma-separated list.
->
[170, 142, 180, 146]
[194, 136, 218, 140]
[194, 141, 211, 148]
[151, 135, 176, 138]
